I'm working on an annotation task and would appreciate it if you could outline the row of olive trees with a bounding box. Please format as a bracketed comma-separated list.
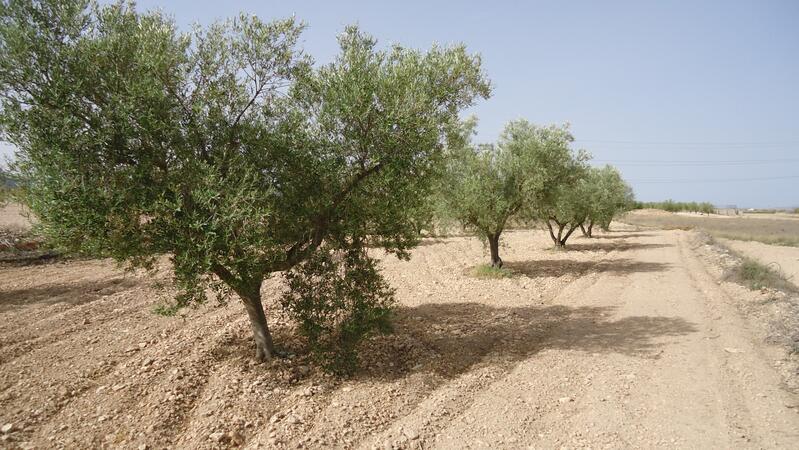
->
[435, 119, 634, 267]
[0, 1, 633, 373]
[0, 0, 489, 372]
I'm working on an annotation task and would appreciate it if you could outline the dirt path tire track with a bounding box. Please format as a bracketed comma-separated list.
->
[359, 229, 799, 449]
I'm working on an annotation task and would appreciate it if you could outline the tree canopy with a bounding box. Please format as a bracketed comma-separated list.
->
[0, 0, 490, 366]
[437, 119, 583, 265]
[580, 165, 635, 236]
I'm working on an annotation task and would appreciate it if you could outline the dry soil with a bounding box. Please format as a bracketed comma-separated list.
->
[1, 226, 798, 449]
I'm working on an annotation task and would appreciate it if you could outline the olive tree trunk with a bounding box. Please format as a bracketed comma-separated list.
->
[547, 219, 579, 248]
[487, 232, 502, 268]
[239, 288, 275, 362]
[580, 220, 594, 237]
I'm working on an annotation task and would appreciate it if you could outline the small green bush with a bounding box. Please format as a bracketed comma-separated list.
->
[153, 303, 181, 317]
[281, 246, 395, 375]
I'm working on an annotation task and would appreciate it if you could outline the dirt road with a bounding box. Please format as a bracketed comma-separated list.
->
[1, 227, 797, 449]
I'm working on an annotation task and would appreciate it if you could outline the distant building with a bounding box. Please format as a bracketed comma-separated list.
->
[716, 205, 740, 216]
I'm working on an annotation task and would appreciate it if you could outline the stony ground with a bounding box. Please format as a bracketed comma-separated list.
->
[1, 224, 798, 449]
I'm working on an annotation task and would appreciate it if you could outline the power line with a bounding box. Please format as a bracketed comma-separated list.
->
[593, 158, 799, 166]
[574, 139, 799, 146]
[630, 175, 799, 184]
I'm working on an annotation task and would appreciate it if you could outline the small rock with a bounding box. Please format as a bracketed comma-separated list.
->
[138, 342, 147, 349]
[404, 430, 420, 440]
[112, 383, 126, 392]
[558, 397, 573, 403]
[286, 415, 302, 425]
[209, 431, 226, 442]
[1, 423, 14, 434]
[229, 431, 245, 445]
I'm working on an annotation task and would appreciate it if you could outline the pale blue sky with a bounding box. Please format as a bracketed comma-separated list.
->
[2, 0, 797, 207]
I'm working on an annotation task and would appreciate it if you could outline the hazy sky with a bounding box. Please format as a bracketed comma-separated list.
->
[2, 0, 797, 207]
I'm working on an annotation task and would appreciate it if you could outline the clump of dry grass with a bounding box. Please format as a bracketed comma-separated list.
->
[726, 258, 795, 292]
[470, 264, 514, 279]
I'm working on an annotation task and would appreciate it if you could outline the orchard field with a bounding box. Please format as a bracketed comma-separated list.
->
[1, 1, 798, 449]
[1, 206, 799, 449]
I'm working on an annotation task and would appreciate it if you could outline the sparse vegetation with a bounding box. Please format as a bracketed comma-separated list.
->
[727, 258, 795, 292]
[712, 233, 799, 248]
[470, 263, 514, 279]
[622, 212, 799, 248]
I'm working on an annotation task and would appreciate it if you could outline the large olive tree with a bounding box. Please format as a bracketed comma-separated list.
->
[0, 0, 490, 362]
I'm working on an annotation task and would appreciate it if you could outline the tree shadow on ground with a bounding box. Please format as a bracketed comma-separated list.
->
[560, 242, 672, 252]
[503, 258, 670, 278]
[0, 277, 138, 313]
[590, 233, 656, 239]
[358, 302, 696, 380]
[415, 238, 449, 247]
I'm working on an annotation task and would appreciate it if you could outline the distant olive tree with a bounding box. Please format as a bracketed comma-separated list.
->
[0, 0, 490, 365]
[508, 123, 589, 247]
[437, 120, 580, 265]
[537, 161, 593, 247]
[580, 165, 634, 237]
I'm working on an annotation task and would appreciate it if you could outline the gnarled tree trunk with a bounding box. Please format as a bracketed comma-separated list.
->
[487, 232, 502, 268]
[581, 220, 594, 237]
[547, 219, 579, 248]
[239, 286, 275, 362]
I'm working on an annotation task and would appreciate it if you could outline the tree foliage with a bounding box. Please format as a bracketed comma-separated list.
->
[534, 164, 633, 245]
[0, 0, 490, 367]
[437, 120, 582, 265]
[581, 165, 634, 236]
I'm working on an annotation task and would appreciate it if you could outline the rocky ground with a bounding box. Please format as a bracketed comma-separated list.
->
[1, 224, 798, 449]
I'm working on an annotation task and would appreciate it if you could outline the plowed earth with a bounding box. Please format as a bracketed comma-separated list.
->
[1, 226, 798, 449]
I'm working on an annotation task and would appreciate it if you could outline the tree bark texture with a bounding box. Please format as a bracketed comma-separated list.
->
[488, 232, 502, 268]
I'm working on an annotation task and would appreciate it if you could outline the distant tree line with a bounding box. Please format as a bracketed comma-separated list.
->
[633, 200, 715, 214]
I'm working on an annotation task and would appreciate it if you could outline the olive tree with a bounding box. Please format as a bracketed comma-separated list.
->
[0, 0, 490, 362]
[540, 173, 590, 247]
[580, 165, 634, 236]
[506, 122, 589, 247]
[437, 119, 575, 266]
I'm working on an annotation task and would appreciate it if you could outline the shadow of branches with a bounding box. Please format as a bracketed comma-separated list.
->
[0, 277, 137, 312]
[502, 258, 670, 278]
[562, 242, 672, 252]
[358, 302, 696, 380]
